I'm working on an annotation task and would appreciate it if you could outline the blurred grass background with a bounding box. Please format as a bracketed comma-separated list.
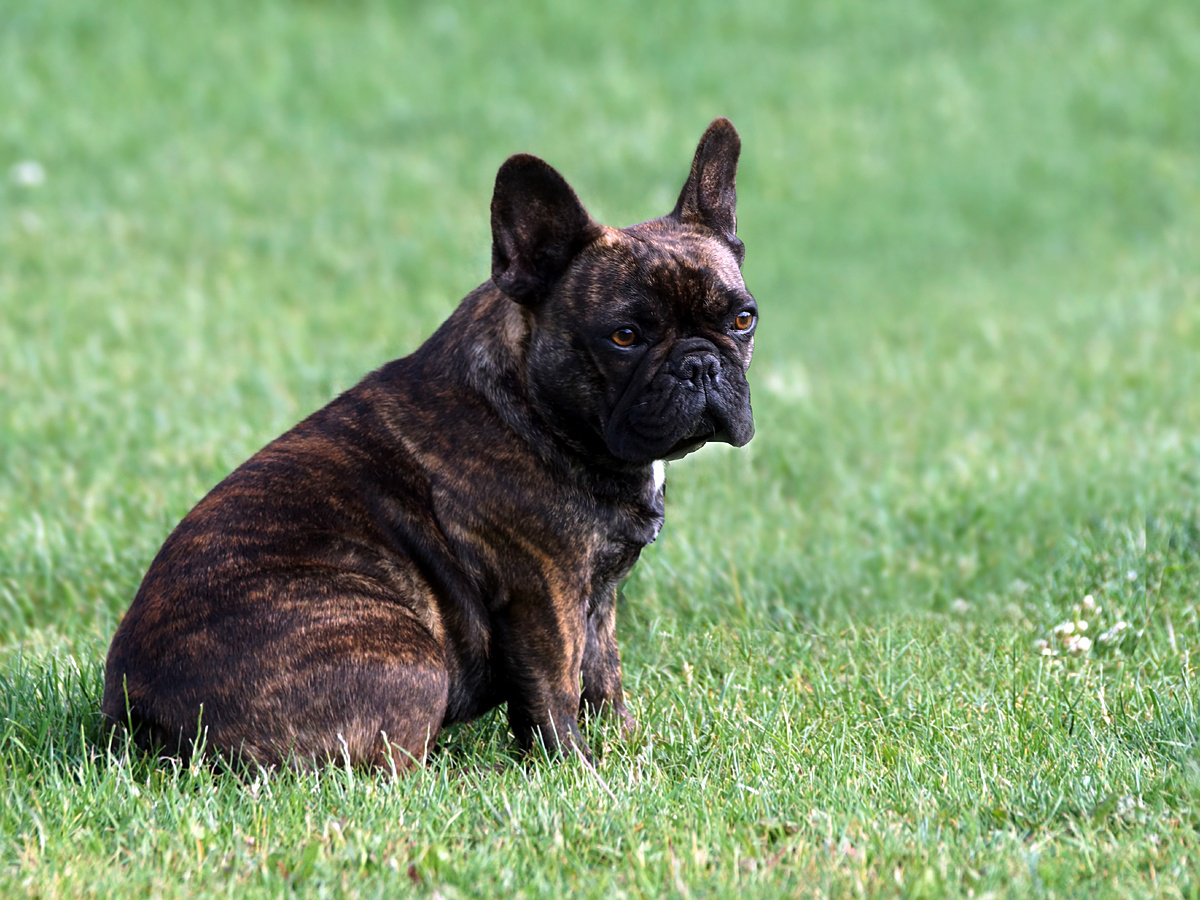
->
[2, 0, 1199, 894]
[3, 0, 1197, 641]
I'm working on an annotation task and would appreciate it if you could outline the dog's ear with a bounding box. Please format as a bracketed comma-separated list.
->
[491, 154, 598, 306]
[670, 118, 744, 265]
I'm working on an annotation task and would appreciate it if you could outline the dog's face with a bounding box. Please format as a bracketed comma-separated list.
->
[529, 225, 755, 463]
[490, 119, 756, 466]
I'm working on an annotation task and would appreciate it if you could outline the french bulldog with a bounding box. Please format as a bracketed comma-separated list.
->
[102, 117, 757, 769]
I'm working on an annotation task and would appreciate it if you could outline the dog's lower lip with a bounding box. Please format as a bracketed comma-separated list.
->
[664, 438, 708, 460]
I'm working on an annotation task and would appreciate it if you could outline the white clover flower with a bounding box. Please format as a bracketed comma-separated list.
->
[1080, 594, 1098, 615]
[1033, 639, 1055, 657]
[1076, 619, 1088, 632]
[1126, 570, 1138, 582]
[950, 598, 971, 615]
[1053, 620, 1076, 638]
[1065, 635, 1092, 655]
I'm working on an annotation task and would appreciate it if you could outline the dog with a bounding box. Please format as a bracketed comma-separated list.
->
[102, 118, 757, 769]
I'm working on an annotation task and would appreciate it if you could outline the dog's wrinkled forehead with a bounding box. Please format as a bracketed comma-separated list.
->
[573, 223, 746, 318]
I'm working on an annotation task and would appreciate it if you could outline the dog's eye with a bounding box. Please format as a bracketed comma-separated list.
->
[733, 310, 756, 332]
[610, 328, 638, 347]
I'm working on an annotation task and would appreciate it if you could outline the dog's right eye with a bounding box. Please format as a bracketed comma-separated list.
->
[610, 328, 638, 348]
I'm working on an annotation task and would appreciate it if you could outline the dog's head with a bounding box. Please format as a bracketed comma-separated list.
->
[490, 118, 756, 466]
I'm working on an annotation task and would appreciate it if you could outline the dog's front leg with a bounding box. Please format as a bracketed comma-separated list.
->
[580, 586, 635, 735]
[497, 595, 592, 763]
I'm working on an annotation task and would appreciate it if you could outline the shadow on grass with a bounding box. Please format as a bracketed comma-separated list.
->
[0, 651, 529, 788]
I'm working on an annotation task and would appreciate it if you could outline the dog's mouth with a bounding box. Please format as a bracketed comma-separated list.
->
[663, 437, 708, 461]
[606, 386, 754, 465]
[662, 419, 720, 461]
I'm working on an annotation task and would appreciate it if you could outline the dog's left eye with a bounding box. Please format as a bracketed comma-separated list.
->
[732, 310, 756, 332]
[610, 328, 638, 347]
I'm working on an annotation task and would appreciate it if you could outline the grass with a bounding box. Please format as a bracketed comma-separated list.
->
[2, 0, 1199, 894]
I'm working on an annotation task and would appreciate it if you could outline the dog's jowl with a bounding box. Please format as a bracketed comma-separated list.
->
[102, 118, 758, 769]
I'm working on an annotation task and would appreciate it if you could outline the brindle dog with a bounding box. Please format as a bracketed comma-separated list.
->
[103, 118, 757, 769]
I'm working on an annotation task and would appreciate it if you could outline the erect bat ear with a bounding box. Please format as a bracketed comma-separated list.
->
[490, 154, 598, 306]
[669, 117, 744, 265]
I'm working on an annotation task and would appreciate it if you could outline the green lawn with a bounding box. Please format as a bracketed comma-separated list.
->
[3, 0, 1199, 894]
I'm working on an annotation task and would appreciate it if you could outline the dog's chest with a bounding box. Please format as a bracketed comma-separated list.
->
[589, 462, 666, 586]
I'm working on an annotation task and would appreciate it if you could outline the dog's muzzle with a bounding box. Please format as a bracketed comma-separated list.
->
[605, 339, 754, 464]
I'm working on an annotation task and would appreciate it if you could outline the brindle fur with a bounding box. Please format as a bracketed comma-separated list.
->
[102, 118, 757, 769]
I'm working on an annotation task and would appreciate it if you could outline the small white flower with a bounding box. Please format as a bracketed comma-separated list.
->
[1126, 570, 1138, 582]
[1080, 594, 1098, 615]
[10, 160, 46, 187]
[1053, 620, 1076, 637]
[1076, 620, 1088, 632]
[950, 598, 971, 615]
[1065, 635, 1092, 655]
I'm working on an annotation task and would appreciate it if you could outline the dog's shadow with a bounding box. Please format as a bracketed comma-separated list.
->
[4, 650, 627, 791]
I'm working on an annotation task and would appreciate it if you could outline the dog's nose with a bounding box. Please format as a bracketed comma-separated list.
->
[680, 353, 721, 387]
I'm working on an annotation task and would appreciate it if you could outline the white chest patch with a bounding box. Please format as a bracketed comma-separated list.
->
[651, 460, 666, 495]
